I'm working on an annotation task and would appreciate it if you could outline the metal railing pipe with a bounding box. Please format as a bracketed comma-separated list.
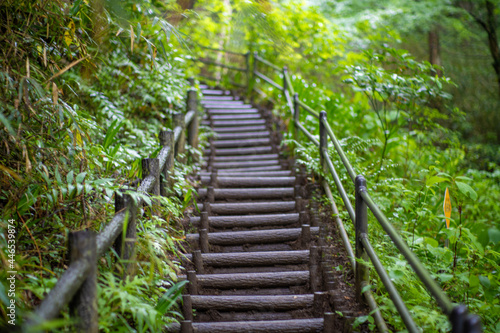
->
[297, 100, 320, 119]
[198, 45, 246, 56]
[359, 190, 454, 315]
[284, 70, 295, 95]
[196, 58, 247, 72]
[322, 153, 355, 223]
[360, 234, 420, 333]
[294, 120, 319, 146]
[254, 71, 283, 91]
[361, 281, 389, 333]
[254, 54, 281, 72]
[321, 118, 356, 182]
[321, 179, 355, 270]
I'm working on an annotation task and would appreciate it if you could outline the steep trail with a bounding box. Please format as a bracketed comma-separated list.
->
[172, 87, 364, 333]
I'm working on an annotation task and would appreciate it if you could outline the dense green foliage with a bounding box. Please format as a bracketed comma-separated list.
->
[0, 0, 200, 330]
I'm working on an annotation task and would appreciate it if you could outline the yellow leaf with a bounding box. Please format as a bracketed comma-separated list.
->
[130, 24, 134, 52]
[64, 20, 76, 46]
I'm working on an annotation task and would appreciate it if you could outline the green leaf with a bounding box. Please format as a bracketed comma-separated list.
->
[488, 228, 500, 244]
[469, 274, 479, 288]
[0, 111, 15, 136]
[438, 273, 454, 283]
[426, 176, 448, 187]
[361, 284, 372, 294]
[67, 170, 74, 184]
[479, 276, 491, 289]
[76, 172, 87, 184]
[155, 280, 188, 314]
[455, 181, 478, 201]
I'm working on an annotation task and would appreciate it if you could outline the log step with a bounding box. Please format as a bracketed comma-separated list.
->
[211, 125, 268, 133]
[200, 170, 292, 177]
[183, 250, 308, 267]
[208, 160, 280, 169]
[208, 153, 278, 162]
[212, 176, 296, 187]
[214, 131, 270, 140]
[197, 187, 294, 200]
[213, 138, 271, 148]
[204, 146, 273, 156]
[201, 101, 245, 106]
[205, 105, 254, 109]
[189, 213, 299, 228]
[190, 294, 313, 311]
[196, 201, 296, 215]
[201, 96, 234, 101]
[201, 89, 230, 95]
[208, 109, 259, 115]
[165, 318, 324, 333]
[186, 227, 319, 245]
[211, 119, 266, 126]
[182, 271, 309, 290]
[211, 114, 262, 120]
[219, 165, 284, 172]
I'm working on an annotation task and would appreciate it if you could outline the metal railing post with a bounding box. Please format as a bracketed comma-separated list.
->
[282, 66, 288, 95]
[355, 175, 370, 303]
[319, 111, 328, 172]
[293, 93, 300, 141]
[245, 51, 251, 95]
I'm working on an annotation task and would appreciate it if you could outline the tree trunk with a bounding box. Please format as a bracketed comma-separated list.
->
[428, 27, 443, 76]
[485, 1, 500, 97]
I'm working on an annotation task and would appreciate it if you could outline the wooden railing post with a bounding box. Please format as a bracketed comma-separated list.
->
[159, 129, 175, 195]
[69, 230, 98, 333]
[355, 175, 369, 303]
[114, 191, 138, 277]
[186, 89, 199, 162]
[173, 112, 186, 163]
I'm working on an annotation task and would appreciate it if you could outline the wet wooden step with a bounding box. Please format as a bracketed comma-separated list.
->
[208, 152, 277, 162]
[211, 114, 262, 120]
[181, 271, 309, 290]
[165, 318, 326, 333]
[210, 119, 267, 127]
[189, 294, 313, 310]
[211, 125, 267, 132]
[211, 176, 296, 187]
[208, 109, 260, 115]
[187, 227, 319, 245]
[204, 146, 273, 156]
[183, 250, 308, 267]
[212, 138, 271, 148]
[214, 131, 270, 140]
[189, 213, 299, 228]
[197, 187, 294, 200]
[200, 170, 292, 177]
[208, 160, 280, 169]
[201, 89, 231, 95]
[216, 165, 284, 172]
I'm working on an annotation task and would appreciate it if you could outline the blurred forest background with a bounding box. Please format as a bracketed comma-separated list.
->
[1, 0, 499, 332]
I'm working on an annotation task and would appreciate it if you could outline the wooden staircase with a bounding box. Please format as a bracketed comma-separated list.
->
[168, 86, 358, 333]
